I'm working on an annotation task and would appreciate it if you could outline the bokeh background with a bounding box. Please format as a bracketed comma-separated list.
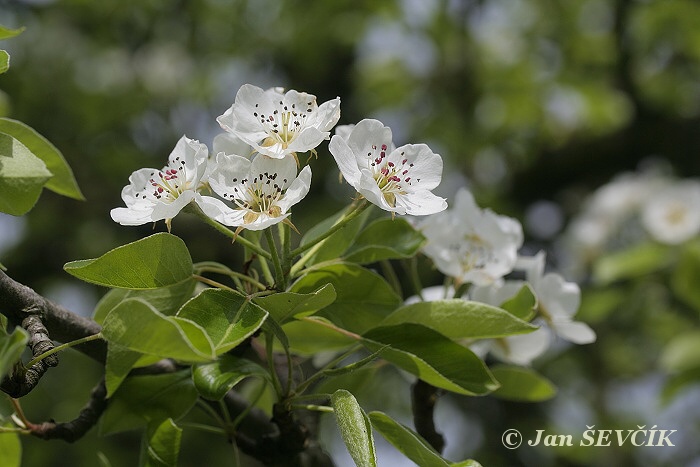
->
[1, 0, 700, 465]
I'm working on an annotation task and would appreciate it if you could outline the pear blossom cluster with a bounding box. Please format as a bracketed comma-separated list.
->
[111, 84, 447, 229]
[110, 83, 594, 367]
[415, 187, 596, 365]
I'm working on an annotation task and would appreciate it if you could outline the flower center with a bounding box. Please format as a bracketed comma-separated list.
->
[457, 234, 497, 272]
[367, 144, 415, 207]
[665, 204, 687, 226]
[222, 171, 288, 223]
[253, 99, 315, 150]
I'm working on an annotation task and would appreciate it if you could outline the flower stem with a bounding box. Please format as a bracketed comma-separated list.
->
[265, 332, 284, 398]
[380, 260, 402, 297]
[294, 343, 362, 395]
[279, 221, 292, 280]
[405, 257, 425, 301]
[264, 229, 285, 290]
[194, 263, 267, 291]
[187, 203, 272, 260]
[289, 404, 334, 413]
[289, 200, 369, 276]
[24, 333, 103, 370]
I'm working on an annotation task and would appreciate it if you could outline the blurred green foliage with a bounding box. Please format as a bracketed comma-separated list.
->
[1, 0, 700, 465]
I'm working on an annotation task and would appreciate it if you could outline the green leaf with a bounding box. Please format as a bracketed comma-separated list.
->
[290, 263, 401, 334]
[100, 371, 197, 436]
[143, 418, 182, 467]
[660, 331, 700, 373]
[593, 242, 671, 284]
[176, 288, 268, 355]
[672, 242, 700, 314]
[490, 365, 557, 402]
[661, 367, 700, 404]
[331, 389, 377, 467]
[254, 283, 336, 324]
[0, 430, 21, 467]
[0, 51, 8, 75]
[344, 218, 425, 264]
[0, 327, 28, 379]
[64, 233, 193, 289]
[499, 285, 537, 321]
[0, 131, 52, 215]
[362, 324, 499, 396]
[93, 278, 197, 324]
[105, 343, 147, 398]
[192, 355, 269, 400]
[299, 206, 371, 266]
[368, 411, 449, 467]
[451, 461, 483, 467]
[101, 299, 215, 363]
[380, 299, 537, 340]
[0, 25, 25, 40]
[281, 318, 355, 355]
[0, 118, 83, 200]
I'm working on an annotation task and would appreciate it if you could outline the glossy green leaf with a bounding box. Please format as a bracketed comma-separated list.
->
[254, 283, 336, 323]
[0, 118, 83, 200]
[344, 218, 425, 264]
[593, 242, 671, 284]
[660, 332, 700, 373]
[0, 25, 25, 40]
[490, 365, 557, 402]
[290, 263, 401, 334]
[176, 288, 268, 355]
[64, 233, 193, 289]
[100, 371, 197, 436]
[0, 51, 8, 74]
[362, 324, 499, 396]
[672, 242, 700, 314]
[368, 411, 449, 467]
[143, 418, 182, 467]
[299, 206, 371, 266]
[380, 299, 537, 340]
[0, 429, 21, 467]
[192, 355, 269, 400]
[93, 278, 196, 324]
[0, 131, 52, 215]
[0, 327, 28, 379]
[102, 299, 215, 362]
[499, 284, 537, 321]
[331, 389, 377, 467]
[105, 343, 146, 398]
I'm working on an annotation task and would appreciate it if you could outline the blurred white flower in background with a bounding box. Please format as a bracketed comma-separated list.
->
[641, 180, 700, 245]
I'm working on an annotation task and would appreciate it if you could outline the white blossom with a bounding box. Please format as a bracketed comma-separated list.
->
[419, 188, 522, 286]
[641, 180, 700, 245]
[516, 252, 596, 344]
[110, 136, 208, 227]
[217, 84, 341, 159]
[328, 118, 447, 216]
[200, 153, 311, 231]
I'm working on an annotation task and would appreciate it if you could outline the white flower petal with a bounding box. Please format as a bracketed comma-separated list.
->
[490, 327, 551, 365]
[552, 320, 596, 344]
[329, 134, 363, 186]
[277, 165, 312, 212]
